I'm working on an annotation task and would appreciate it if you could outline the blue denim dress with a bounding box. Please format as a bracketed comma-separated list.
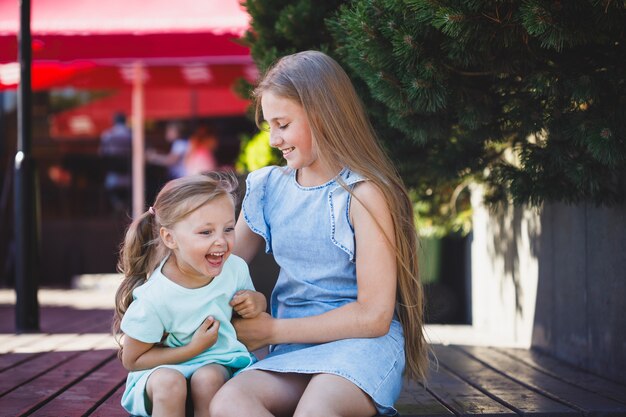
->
[241, 166, 405, 416]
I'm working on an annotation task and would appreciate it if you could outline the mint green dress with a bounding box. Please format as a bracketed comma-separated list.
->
[120, 255, 255, 416]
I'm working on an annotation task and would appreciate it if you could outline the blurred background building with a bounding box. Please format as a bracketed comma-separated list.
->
[0, 0, 257, 287]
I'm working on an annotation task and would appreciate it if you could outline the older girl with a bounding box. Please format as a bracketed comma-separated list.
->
[210, 51, 428, 417]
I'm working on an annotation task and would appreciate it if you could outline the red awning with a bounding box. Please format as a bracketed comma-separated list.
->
[0, 61, 258, 91]
[0, 61, 97, 90]
[0, 0, 251, 64]
[0, 0, 255, 90]
[50, 88, 251, 139]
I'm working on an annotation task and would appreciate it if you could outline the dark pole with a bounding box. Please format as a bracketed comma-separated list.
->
[0, 91, 4, 157]
[14, 0, 40, 332]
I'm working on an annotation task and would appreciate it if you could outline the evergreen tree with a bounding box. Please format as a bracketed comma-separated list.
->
[241, 0, 625, 229]
[241, 0, 473, 233]
[237, 0, 345, 97]
[330, 0, 626, 206]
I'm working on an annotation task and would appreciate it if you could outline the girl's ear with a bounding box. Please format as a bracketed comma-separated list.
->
[160, 227, 177, 250]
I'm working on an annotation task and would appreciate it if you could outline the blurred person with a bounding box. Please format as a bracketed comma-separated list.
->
[100, 112, 132, 212]
[146, 122, 189, 180]
[184, 124, 218, 175]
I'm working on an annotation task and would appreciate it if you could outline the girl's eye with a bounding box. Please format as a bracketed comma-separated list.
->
[200, 230, 213, 235]
[278, 123, 289, 130]
[225, 227, 235, 233]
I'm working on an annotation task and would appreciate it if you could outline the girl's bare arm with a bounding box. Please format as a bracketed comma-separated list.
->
[121, 316, 220, 371]
[234, 181, 397, 350]
[233, 210, 264, 263]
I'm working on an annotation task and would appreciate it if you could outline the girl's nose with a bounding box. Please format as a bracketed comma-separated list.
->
[212, 232, 227, 247]
[269, 130, 282, 148]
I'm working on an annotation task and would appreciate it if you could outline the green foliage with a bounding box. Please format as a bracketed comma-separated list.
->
[240, 0, 345, 83]
[241, 0, 626, 232]
[236, 125, 282, 173]
[412, 185, 473, 238]
[330, 0, 626, 206]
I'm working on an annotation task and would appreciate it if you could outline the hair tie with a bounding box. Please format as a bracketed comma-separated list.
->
[148, 206, 155, 216]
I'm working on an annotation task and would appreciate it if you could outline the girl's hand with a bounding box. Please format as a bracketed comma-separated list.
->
[121, 318, 219, 371]
[230, 290, 267, 318]
[232, 312, 275, 351]
[189, 316, 220, 353]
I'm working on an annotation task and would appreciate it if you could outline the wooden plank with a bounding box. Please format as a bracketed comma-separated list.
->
[458, 346, 626, 416]
[10, 333, 82, 353]
[41, 307, 98, 331]
[0, 334, 51, 353]
[82, 313, 115, 333]
[497, 348, 626, 406]
[30, 356, 127, 417]
[0, 333, 115, 394]
[0, 304, 114, 372]
[43, 307, 113, 334]
[0, 351, 43, 372]
[0, 305, 87, 334]
[0, 310, 112, 354]
[395, 380, 455, 416]
[432, 345, 578, 416]
[0, 350, 84, 396]
[89, 384, 128, 417]
[0, 334, 85, 371]
[0, 334, 116, 376]
[424, 363, 517, 416]
[0, 349, 115, 417]
[48, 333, 119, 351]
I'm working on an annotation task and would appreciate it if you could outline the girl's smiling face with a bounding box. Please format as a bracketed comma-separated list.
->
[261, 91, 321, 174]
[161, 195, 235, 288]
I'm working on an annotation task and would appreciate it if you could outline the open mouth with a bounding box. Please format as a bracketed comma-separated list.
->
[281, 146, 295, 156]
[206, 252, 225, 267]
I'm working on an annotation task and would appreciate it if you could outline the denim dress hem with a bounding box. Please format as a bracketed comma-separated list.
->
[242, 319, 405, 416]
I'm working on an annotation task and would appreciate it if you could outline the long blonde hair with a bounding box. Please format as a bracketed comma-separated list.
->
[112, 172, 239, 345]
[253, 50, 428, 381]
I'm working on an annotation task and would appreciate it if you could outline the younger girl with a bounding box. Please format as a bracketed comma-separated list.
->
[112, 173, 266, 417]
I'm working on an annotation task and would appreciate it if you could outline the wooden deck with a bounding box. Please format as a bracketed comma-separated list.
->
[1, 289, 626, 416]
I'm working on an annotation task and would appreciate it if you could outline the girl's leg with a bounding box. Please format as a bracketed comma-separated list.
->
[190, 364, 230, 417]
[210, 370, 311, 417]
[293, 373, 378, 417]
[145, 368, 187, 417]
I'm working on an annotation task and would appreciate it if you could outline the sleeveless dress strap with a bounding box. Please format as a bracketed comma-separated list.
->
[242, 166, 275, 253]
[328, 170, 366, 263]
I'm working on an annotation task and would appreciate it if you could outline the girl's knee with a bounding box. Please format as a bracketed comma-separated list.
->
[209, 382, 248, 417]
[147, 368, 187, 402]
[190, 365, 228, 392]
